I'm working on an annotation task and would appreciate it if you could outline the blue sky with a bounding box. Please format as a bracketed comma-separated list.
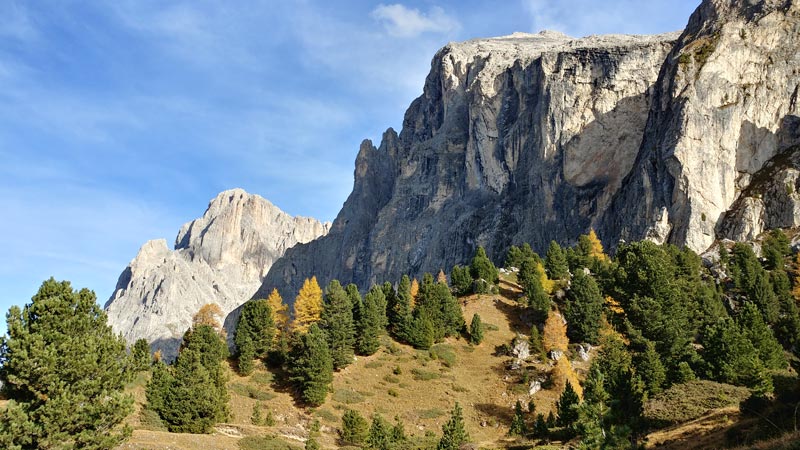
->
[0, 0, 700, 331]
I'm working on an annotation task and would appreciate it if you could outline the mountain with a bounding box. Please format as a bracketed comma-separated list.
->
[105, 188, 329, 359]
[256, 0, 800, 305]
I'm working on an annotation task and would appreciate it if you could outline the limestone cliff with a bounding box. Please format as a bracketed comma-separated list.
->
[105, 189, 329, 359]
[257, 0, 800, 308]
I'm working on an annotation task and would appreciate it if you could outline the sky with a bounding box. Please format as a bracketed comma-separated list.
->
[0, 0, 700, 333]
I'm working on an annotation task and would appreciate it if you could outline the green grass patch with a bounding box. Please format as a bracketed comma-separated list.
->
[483, 323, 499, 331]
[418, 408, 446, 419]
[315, 408, 338, 423]
[230, 383, 276, 401]
[452, 384, 469, 393]
[644, 380, 751, 426]
[126, 371, 149, 389]
[383, 374, 400, 383]
[250, 372, 274, 386]
[238, 436, 301, 450]
[388, 388, 399, 397]
[332, 388, 366, 404]
[411, 368, 440, 381]
[430, 344, 456, 367]
[365, 361, 383, 369]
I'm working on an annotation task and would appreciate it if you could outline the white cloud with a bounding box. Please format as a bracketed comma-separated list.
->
[371, 4, 460, 38]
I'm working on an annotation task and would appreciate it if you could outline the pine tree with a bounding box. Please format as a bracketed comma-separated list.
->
[545, 241, 569, 279]
[564, 271, 603, 344]
[576, 365, 611, 448]
[234, 298, 275, 375]
[132, 338, 151, 371]
[529, 325, 543, 357]
[356, 285, 387, 356]
[293, 277, 324, 333]
[390, 416, 407, 447]
[367, 414, 393, 450]
[289, 324, 333, 406]
[267, 288, 290, 341]
[701, 318, 773, 393]
[251, 403, 264, 426]
[321, 280, 355, 370]
[437, 403, 470, 450]
[0, 279, 134, 449]
[751, 270, 780, 324]
[341, 409, 369, 446]
[533, 413, 549, 439]
[406, 314, 435, 350]
[305, 438, 320, 450]
[469, 314, 484, 345]
[450, 265, 473, 297]
[520, 257, 550, 321]
[470, 246, 498, 292]
[509, 400, 527, 436]
[762, 229, 790, 270]
[346, 283, 363, 320]
[633, 339, 666, 395]
[505, 245, 524, 269]
[737, 302, 786, 370]
[556, 381, 580, 430]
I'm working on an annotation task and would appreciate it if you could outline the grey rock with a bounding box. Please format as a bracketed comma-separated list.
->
[528, 380, 542, 395]
[105, 188, 329, 359]
[256, 0, 800, 316]
[548, 349, 564, 361]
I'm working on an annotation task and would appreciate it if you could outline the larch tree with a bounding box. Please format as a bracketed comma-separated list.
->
[0, 279, 134, 450]
[293, 276, 324, 333]
[193, 303, 224, 330]
[267, 288, 290, 341]
[410, 278, 420, 307]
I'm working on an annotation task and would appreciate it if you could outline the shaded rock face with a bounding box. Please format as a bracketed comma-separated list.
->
[105, 189, 329, 359]
[260, 0, 800, 313]
[258, 31, 678, 301]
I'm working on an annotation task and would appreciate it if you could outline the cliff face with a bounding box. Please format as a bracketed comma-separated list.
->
[257, 31, 679, 300]
[258, 0, 800, 306]
[105, 189, 329, 359]
[602, 0, 800, 251]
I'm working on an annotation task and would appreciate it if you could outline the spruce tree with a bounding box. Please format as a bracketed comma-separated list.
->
[346, 283, 363, 321]
[762, 229, 790, 270]
[737, 302, 786, 370]
[437, 402, 470, 450]
[533, 413, 549, 439]
[0, 279, 134, 449]
[234, 298, 275, 375]
[470, 246, 498, 292]
[633, 340, 666, 395]
[321, 280, 355, 370]
[469, 313, 484, 345]
[293, 277, 324, 333]
[132, 338, 151, 371]
[505, 245, 524, 269]
[564, 271, 603, 344]
[576, 365, 610, 448]
[289, 324, 333, 406]
[545, 241, 569, 279]
[406, 314, 435, 350]
[356, 285, 387, 356]
[341, 409, 369, 446]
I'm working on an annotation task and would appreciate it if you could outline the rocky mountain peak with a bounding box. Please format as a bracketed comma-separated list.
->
[105, 188, 329, 359]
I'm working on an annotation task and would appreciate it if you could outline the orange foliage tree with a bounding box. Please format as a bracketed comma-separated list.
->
[193, 303, 224, 331]
[267, 288, 289, 340]
[543, 311, 569, 354]
[293, 276, 323, 333]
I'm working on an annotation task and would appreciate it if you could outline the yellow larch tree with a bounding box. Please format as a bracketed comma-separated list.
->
[267, 288, 290, 340]
[193, 303, 224, 331]
[536, 261, 555, 294]
[543, 311, 569, 354]
[551, 355, 583, 399]
[437, 269, 448, 285]
[292, 276, 323, 333]
[586, 229, 609, 262]
[410, 278, 420, 308]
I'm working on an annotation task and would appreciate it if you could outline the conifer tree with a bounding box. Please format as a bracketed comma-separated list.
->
[346, 283, 363, 320]
[289, 324, 333, 406]
[437, 269, 448, 284]
[390, 276, 413, 340]
[321, 280, 355, 370]
[356, 285, 387, 356]
[633, 339, 666, 395]
[234, 298, 275, 375]
[521, 243, 537, 261]
[505, 245, 524, 269]
[0, 279, 134, 449]
[367, 414, 393, 450]
[520, 257, 550, 321]
[576, 365, 610, 448]
[132, 338, 151, 371]
[267, 288, 290, 341]
[437, 402, 470, 450]
[469, 313, 484, 345]
[410, 278, 420, 307]
[251, 403, 264, 426]
[737, 302, 786, 370]
[341, 409, 369, 446]
[556, 381, 580, 430]
[450, 265, 473, 296]
[529, 325, 544, 357]
[564, 271, 603, 344]
[406, 314, 435, 350]
[762, 229, 790, 270]
[509, 400, 527, 436]
[542, 313, 569, 355]
[293, 277, 324, 333]
[545, 241, 569, 279]
[701, 318, 773, 393]
[470, 246, 499, 293]
[533, 413, 549, 439]
[391, 416, 407, 447]
[305, 438, 320, 450]
[193, 303, 224, 329]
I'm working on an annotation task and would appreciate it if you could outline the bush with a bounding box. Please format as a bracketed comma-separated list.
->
[644, 380, 751, 426]
[430, 343, 457, 367]
[411, 368, 441, 381]
[333, 388, 366, 404]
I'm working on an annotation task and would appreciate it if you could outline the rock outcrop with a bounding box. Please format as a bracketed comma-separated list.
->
[105, 189, 329, 359]
[256, 0, 800, 308]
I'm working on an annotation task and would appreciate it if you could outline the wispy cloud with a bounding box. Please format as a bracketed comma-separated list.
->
[371, 4, 460, 38]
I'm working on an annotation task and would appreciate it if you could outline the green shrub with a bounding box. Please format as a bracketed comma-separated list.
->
[411, 368, 441, 381]
[332, 388, 366, 404]
[430, 343, 457, 367]
[238, 436, 301, 450]
[230, 383, 276, 401]
[644, 380, 751, 425]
